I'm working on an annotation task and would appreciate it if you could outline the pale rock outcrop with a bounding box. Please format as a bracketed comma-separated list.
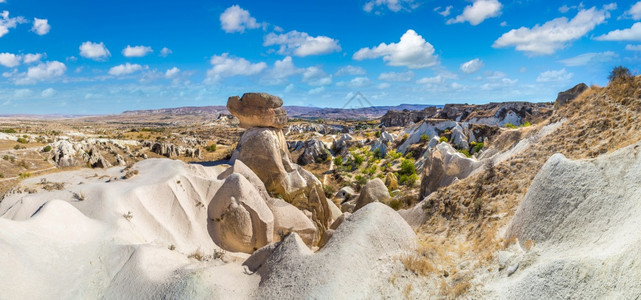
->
[227, 93, 287, 129]
[335, 186, 355, 201]
[398, 120, 457, 154]
[353, 178, 391, 211]
[371, 131, 395, 158]
[333, 134, 354, 152]
[297, 139, 330, 165]
[250, 203, 417, 298]
[419, 142, 482, 199]
[51, 140, 78, 167]
[208, 173, 274, 254]
[86, 146, 112, 169]
[555, 83, 588, 109]
[450, 124, 469, 151]
[265, 197, 316, 246]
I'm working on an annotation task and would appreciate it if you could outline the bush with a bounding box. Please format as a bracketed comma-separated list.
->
[0, 173, 4, 178]
[333, 156, 343, 166]
[521, 121, 531, 127]
[439, 136, 448, 143]
[353, 154, 364, 166]
[420, 134, 429, 142]
[399, 173, 418, 187]
[471, 142, 484, 154]
[43, 145, 52, 152]
[13, 144, 21, 150]
[375, 131, 381, 138]
[389, 199, 402, 210]
[608, 66, 632, 82]
[458, 149, 471, 157]
[399, 159, 416, 177]
[504, 123, 518, 129]
[204, 144, 217, 152]
[323, 185, 336, 198]
[0, 128, 16, 133]
[2, 155, 8, 160]
[387, 150, 402, 160]
[373, 148, 382, 159]
[16, 137, 28, 144]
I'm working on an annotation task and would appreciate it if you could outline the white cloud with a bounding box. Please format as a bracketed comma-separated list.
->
[377, 82, 391, 89]
[416, 75, 444, 84]
[284, 83, 295, 93]
[41, 88, 56, 97]
[206, 53, 267, 82]
[353, 29, 438, 69]
[264, 30, 341, 56]
[434, 5, 453, 17]
[335, 65, 366, 76]
[447, 0, 502, 26]
[220, 5, 264, 33]
[302, 66, 332, 86]
[122, 45, 153, 57]
[108, 63, 144, 76]
[337, 76, 371, 88]
[500, 21, 507, 27]
[31, 18, 50, 35]
[79, 41, 111, 60]
[308, 86, 325, 95]
[363, 0, 419, 13]
[0, 52, 20, 67]
[595, 22, 641, 41]
[22, 61, 66, 83]
[494, 5, 615, 55]
[480, 72, 518, 90]
[23, 53, 42, 64]
[626, 1, 641, 20]
[165, 67, 180, 78]
[160, 47, 172, 57]
[0, 11, 26, 38]
[559, 5, 571, 13]
[460, 58, 484, 73]
[536, 68, 573, 82]
[626, 44, 641, 51]
[261, 56, 303, 85]
[14, 88, 32, 98]
[559, 51, 618, 66]
[378, 70, 414, 81]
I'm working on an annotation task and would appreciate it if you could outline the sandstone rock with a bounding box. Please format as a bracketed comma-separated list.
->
[450, 124, 469, 151]
[333, 134, 354, 152]
[397, 120, 457, 154]
[555, 83, 588, 109]
[265, 197, 316, 246]
[354, 178, 391, 211]
[208, 173, 274, 253]
[86, 146, 111, 169]
[227, 93, 287, 129]
[335, 186, 355, 201]
[230, 127, 331, 243]
[297, 139, 330, 165]
[384, 172, 399, 191]
[341, 199, 356, 213]
[217, 159, 270, 200]
[51, 140, 77, 167]
[330, 212, 351, 230]
[419, 142, 482, 199]
[380, 107, 438, 127]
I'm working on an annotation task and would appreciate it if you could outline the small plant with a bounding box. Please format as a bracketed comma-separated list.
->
[521, 121, 531, 127]
[13, 144, 21, 150]
[373, 148, 382, 159]
[73, 192, 86, 201]
[504, 123, 518, 129]
[458, 149, 471, 158]
[0, 128, 16, 133]
[123, 211, 133, 221]
[168, 244, 176, 251]
[16, 137, 28, 144]
[43, 145, 52, 152]
[205, 144, 217, 152]
[323, 185, 335, 198]
[439, 136, 448, 143]
[420, 134, 429, 142]
[389, 199, 402, 210]
[608, 65, 632, 82]
[0, 173, 4, 178]
[353, 154, 364, 166]
[374, 131, 381, 138]
[333, 156, 343, 166]
[2, 155, 9, 160]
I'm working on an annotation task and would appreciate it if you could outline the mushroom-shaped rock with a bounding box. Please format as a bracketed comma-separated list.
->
[208, 173, 274, 253]
[354, 178, 391, 211]
[227, 93, 287, 129]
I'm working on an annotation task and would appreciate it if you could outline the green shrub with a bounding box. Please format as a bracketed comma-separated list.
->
[399, 159, 416, 177]
[13, 144, 21, 150]
[471, 142, 484, 154]
[504, 123, 518, 129]
[608, 66, 633, 82]
[387, 150, 402, 160]
[389, 199, 402, 210]
[373, 148, 382, 159]
[333, 156, 343, 166]
[2, 155, 8, 160]
[375, 131, 381, 138]
[353, 154, 364, 166]
[205, 144, 217, 152]
[0, 173, 4, 178]
[459, 149, 471, 157]
[16, 138, 28, 144]
[19, 172, 31, 179]
[399, 173, 418, 187]
[323, 185, 336, 198]
[0, 128, 16, 133]
[439, 136, 448, 143]
[43, 145, 52, 152]
[420, 134, 429, 142]
[521, 121, 531, 127]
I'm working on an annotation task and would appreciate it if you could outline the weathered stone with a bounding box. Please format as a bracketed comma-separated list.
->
[354, 178, 391, 211]
[555, 83, 588, 109]
[227, 93, 287, 129]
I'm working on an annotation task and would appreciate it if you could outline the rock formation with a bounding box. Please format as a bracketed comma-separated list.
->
[228, 93, 332, 244]
[227, 93, 287, 129]
[353, 178, 391, 211]
[296, 139, 331, 165]
[419, 142, 482, 199]
[380, 107, 438, 127]
[555, 83, 588, 109]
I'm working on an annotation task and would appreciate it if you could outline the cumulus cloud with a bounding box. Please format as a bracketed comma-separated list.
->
[460, 58, 484, 73]
[41, 88, 56, 97]
[0, 52, 20, 67]
[595, 22, 641, 41]
[0, 11, 26, 38]
[220, 5, 264, 33]
[164, 67, 180, 78]
[264, 30, 341, 56]
[206, 53, 267, 82]
[335, 65, 366, 76]
[79, 41, 111, 60]
[17, 61, 66, 84]
[559, 51, 617, 66]
[353, 29, 438, 69]
[378, 70, 414, 81]
[447, 0, 502, 26]
[494, 5, 615, 55]
[626, 44, 641, 51]
[23, 53, 42, 64]
[261, 56, 303, 85]
[363, 0, 419, 13]
[337, 76, 371, 88]
[31, 18, 50, 35]
[308, 86, 325, 95]
[434, 5, 453, 17]
[377, 82, 391, 89]
[626, 1, 641, 20]
[416, 75, 444, 84]
[108, 63, 144, 76]
[122, 45, 153, 57]
[480, 71, 518, 90]
[160, 47, 172, 57]
[536, 68, 573, 82]
[302, 66, 332, 86]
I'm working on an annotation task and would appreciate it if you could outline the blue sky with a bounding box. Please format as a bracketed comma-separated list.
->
[0, 0, 640, 114]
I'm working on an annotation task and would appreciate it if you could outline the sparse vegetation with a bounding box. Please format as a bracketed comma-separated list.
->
[420, 134, 429, 142]
[16, 137, 28, 144]
[43, 145, 52, 152]
[504, 123, 518, 129]
[205, 144, 217, 152]
[439, 136, 448, 143]
[608, 65, 633, 82]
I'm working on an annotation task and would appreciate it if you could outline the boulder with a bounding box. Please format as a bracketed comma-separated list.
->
[208, 173, 274, 253]
[51, 140, 77, 167]
[230, 127, 331, 243]
[297, 139, 330, 165]
[555, 83, 588, 109]
[419, 142, 482, 199]
[226, 93, 287, 129]
[335, 186, 355, 201]
[354, 178, 391, 211]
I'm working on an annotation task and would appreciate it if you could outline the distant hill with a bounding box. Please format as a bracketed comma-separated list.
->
[121, 104, 441, 120]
